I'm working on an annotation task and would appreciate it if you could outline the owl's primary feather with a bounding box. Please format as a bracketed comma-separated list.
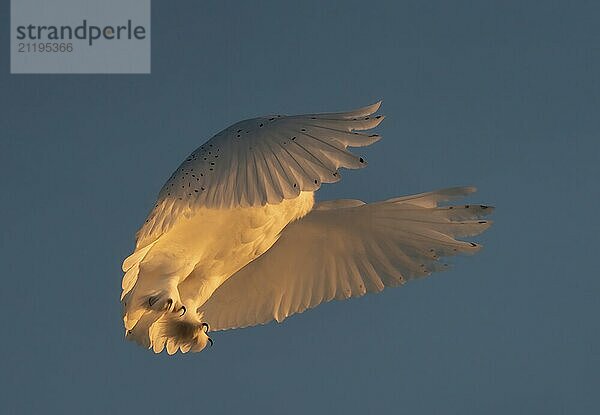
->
[121, 102, 493, 355]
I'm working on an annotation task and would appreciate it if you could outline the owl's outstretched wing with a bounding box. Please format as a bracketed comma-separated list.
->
[135, 102, 383, 248]
[198, 187, 493, 331]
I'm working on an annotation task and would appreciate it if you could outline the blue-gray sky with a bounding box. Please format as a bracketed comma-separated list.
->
[1, 1, 599, 413]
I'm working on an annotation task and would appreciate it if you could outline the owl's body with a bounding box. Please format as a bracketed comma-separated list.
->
[123, 192, 314, 353]
[121, 102, 493, 355]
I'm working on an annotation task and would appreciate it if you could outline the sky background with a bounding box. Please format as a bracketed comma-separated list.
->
[1, 1, 599, 413]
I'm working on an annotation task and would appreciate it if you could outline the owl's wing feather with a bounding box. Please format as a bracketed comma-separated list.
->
[198, 187, 493, 331]
[135, 102, 383, 248]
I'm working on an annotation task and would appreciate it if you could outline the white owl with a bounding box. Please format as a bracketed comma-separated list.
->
[121, 102, 493, 354]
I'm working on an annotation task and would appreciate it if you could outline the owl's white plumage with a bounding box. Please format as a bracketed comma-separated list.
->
[121, 102, 493, 354]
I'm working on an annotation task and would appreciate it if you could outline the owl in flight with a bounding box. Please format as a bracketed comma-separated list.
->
[121, 102, 493, 354]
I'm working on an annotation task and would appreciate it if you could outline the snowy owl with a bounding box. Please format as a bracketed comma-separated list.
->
[121, 101, 493, 355]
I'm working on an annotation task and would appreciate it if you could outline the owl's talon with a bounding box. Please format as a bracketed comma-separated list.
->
[208, 337, 213, 347]
[179, 305, 186, 317]
[148, 296, 174, 311]
[201, 322, 210, 333]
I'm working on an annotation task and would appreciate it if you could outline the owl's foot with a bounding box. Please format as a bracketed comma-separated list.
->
[147, 292, 186, 316]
